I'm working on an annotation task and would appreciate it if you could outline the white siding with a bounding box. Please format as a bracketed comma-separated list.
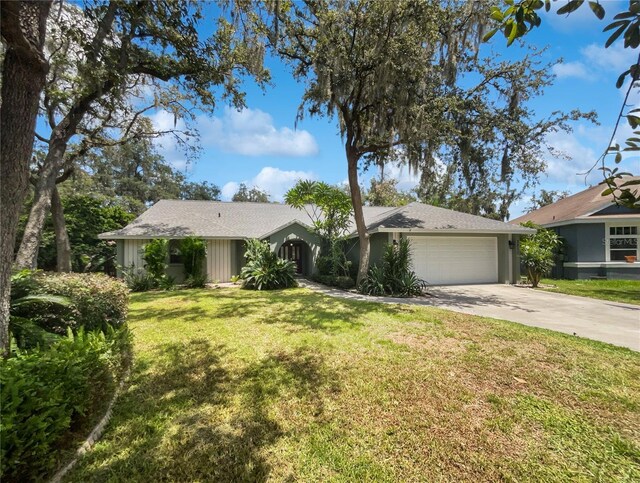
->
[408, 236, 498, 285]
[122, 239, 148, 270]
[207, 239, 234, 282]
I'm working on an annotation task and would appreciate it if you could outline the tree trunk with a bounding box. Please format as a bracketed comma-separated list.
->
[51, 185, 72, 272]
[346, 146, 369, 285]
[15, 143, 67, 269]
[0, 1, 52, 356]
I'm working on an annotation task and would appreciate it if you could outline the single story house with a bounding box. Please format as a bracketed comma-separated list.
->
[510, 179, 640, 280]
[99, 200, 534, 285]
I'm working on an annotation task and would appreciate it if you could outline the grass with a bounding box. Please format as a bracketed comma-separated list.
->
[64, 287, 640, 482]
[540, 278, 640, 305]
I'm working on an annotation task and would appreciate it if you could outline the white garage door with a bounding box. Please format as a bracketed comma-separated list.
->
[408, 236, 498, 285]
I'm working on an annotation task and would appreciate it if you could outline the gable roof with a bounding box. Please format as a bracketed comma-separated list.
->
[366, 202, 533, 234]
[98, 200, 393, 239]
[100, 199, 532, 239]
[510, 177, 640, 227]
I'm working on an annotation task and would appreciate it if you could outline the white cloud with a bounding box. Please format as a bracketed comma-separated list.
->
[581, 42, 636, 74]
[148, 110, 190, 170]
[221, 166, 316, 202]
[382, 163, 421, 192]
[552, 61, 591, 80]
[199, 107, 319, 157]
[544, 130, 599, 184]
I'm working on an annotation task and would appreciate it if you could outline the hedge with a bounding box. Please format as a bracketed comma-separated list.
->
[27, 272, 129, 333]
[0, 327, 132, 482]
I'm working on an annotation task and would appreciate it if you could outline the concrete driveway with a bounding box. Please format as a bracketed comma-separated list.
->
[422, 284, 639, 351]
[300, 281, 640, 351]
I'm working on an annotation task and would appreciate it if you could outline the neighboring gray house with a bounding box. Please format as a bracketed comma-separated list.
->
[99, 200, 533, 285]
[511, 179, 640, 280]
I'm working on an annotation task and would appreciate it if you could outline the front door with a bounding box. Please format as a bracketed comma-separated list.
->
[278, 241, 303, 274]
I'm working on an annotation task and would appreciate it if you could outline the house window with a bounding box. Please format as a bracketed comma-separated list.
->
[608, 225, 638, 261]
[169, 240, 182, 264]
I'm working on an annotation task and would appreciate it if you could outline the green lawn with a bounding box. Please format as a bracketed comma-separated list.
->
[540, 278, 640, 305]
[64, 288, 640, 482]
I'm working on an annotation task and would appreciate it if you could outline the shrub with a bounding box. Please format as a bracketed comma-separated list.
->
[143, 239, 169, 283]
[520, 222, 560, 287]
[180, 237, 206, 280]
[184, 273, 207, 288]
[27, 272, 129, 333]
[315, 255, 333, 276]
[0, 327, 132, 482]
[334, 275, 355, 290]
[240, 239, 297, 290]
[359, 238, 426, 297]
[122, 264, 156, 292]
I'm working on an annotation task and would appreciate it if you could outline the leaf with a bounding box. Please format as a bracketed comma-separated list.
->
[483, 28, 498, 42]
[601, 188, 615, 196]
[627, 115, 640, 128]
[615, 152, 623, 163]
[490, 6, 504, 21]
[605, 23, 628, 47]
[557, 0, 585, 15]
[545, 0, 552, 12]
[616, 69, 630, 88]
[589, 1, 605, 19]
[604, 20, 629, 32]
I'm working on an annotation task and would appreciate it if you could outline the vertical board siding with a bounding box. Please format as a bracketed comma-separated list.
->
[123, 239, 148, 271]
[207, 239, 234, 282]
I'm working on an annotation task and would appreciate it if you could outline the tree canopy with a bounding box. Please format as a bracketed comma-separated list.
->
[232, 183, 270, 203]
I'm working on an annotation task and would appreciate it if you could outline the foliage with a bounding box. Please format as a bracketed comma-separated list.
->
[359, 239, 426, 297]
[0, 326, 131, 482]
[240, 239, 297, 290]
[364, 178, 415, 207]
[33, 193, 134, 273]
[285, 180, 353, 240]
[311, 274, 356, 290]
[526, 189, 570, 213]
[22, 272, 129, 335]
[9, 271, 73, 351]
[232, 183, 270, 203]
[180, 237, 207, 281]
[184, 273, 208, 289]
[143, 239, 169, 285]
[122, 265, 156, 293]
[489, 0, 640, 209]
[520, 222, 561, 288]
[285, 180, 353, 277]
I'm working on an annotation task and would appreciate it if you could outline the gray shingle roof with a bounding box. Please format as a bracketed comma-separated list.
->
[366, 202, 534, 234]
[99, 200, 393, 239]
[100, 199, 533, 239]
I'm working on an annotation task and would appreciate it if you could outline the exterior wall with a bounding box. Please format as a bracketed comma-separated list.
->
[266, 224, 322, 275]
[554, 224, 605, 263]
[348, 232, 519, 284]
[206, 239, 236, 282]
[122, 239, 149, 271]
[552, 222, 639, 280]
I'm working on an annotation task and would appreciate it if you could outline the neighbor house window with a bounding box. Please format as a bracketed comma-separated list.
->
[608, 225, 638, 261]
[169, 240, 182, 264]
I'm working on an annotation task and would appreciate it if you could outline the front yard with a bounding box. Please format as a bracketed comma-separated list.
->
[540, 278, 640, 305]
[65, 288, 639, 481]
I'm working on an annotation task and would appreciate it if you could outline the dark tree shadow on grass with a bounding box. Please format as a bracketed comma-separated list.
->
[67, 339, 336, 482]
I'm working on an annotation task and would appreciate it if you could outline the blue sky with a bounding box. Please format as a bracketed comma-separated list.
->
[149, 1, 639, 218]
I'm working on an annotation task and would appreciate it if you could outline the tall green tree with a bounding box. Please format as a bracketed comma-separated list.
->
[15, 0, 267, 270]
[0, 0, 53, 355]
[273, 0, 486, 283]
[232, 183, 270, 202]
[364, 178, 415, 207]
[527, 189, 570, 213]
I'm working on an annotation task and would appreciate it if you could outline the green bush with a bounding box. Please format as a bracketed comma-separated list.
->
[26, 272, 129, 333]
[359, 238, 426, 297]
[180, 237, 206, 280]
[0, 327, 132, 482]
[240, 239, 297, 290]
[123, 265, 156, 292]
[143, 239, 169, 284]
[520, 222, 560, 287]
[184, 273, 207, 288]
[311, 273, 355, 290]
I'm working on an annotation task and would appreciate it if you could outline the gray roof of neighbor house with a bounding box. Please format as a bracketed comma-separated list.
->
[98, 199, 533, 240]
[510, 177, 640, 227]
